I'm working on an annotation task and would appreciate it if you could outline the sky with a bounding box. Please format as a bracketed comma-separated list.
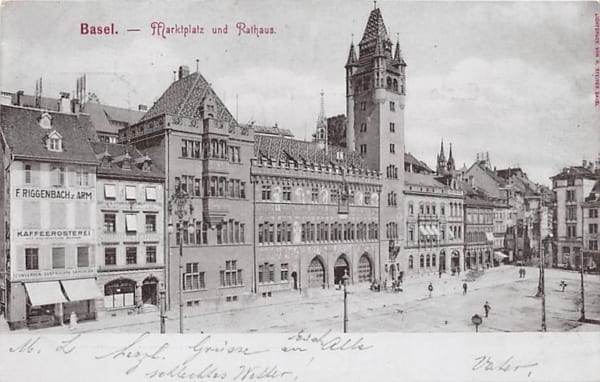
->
[1, 0, 598, 185]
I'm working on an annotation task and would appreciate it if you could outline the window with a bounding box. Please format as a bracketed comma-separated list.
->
[282, 186, 291, 201]
[408, 255, 414, 269]
[408, 203, 414, 215]
[567, 179, 575, 186]
[184, 263, 205, 290]
[590, 209, 599, 218]
[105, 248, 116, 266]
[202, 223, 208, 244]
[220, 260, 243, 287]
[420, 255, 424, 268]
[146, 246, 157, 263]
[75, 167, 89, 187]
[52, 247, 65, 269]
[104, 214, 116, 233]
[567, 225, 577, 238]
[590, 224, 598, 234]
[125, 214, 137, 233]
[104, 279, 136, 308]
[389, 144, 395, 154]
[125, 185, 137, 200]
[77, 247, 89, 267]
[589, 240, 599, 251]
[51, 166, 65, 186]
[145, 214, 157, 232]
[24, 164, 32, 184]
[181, 140, 188, 157]
[25, 248, 39, 270]
[145, 187, 157, 201]
[360, 101, 366, 110]
[48, 137, 62, 152]
[261, 185, 271, 200]
[389, 122, 395, 132]
[360, 123, 367, 133]
[389, 101, 396, 111]
[312, 188, 319, 203]
[126, 247, 137, 264]
[360, 144, 367, 155]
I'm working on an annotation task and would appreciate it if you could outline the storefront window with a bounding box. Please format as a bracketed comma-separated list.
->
[104, 279, 136, 309]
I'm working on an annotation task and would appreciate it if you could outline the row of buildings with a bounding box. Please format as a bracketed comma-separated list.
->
[0, 6, 597, 330]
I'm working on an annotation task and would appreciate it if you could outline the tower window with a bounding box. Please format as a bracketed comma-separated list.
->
[360, 144, 367, 155]
[360, 101, 366, 111]
[389, 102, 396, 111]
[389, 123, 395, 133]
[390, 144, 395, 154]
[360, 123, 367, 133]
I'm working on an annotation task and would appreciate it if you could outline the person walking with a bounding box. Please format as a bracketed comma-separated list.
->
[462, 282, 468, 295]
[483, 301, 491, 318]
[522, 268, 526, 278]
[428, 283, 433, 298]
[439, 269, 442, 279]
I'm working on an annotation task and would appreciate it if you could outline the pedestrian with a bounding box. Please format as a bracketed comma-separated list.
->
[428, 282, 433, 298]
[483, 301, 491, 318]
[438, 269, 442, 279]
[462, 282, 468, 295]
[523, 268, 526, 278]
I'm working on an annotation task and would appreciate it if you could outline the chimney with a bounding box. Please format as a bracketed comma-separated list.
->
[71, 98, 80, 114]
[59, 92, 70, 113]
[16, 90, 24, 106]
[138, 104, 148, 111]
[178, 65, 190, 80]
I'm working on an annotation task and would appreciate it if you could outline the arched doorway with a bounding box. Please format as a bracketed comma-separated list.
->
[465, 251, 471, 269]
[334, 255, 350, 285]
[291, 271, 298, 290]
[451, 250, 460, 272]
[308, 257, 326, 289]
[142, 276, 158, 305]
[358, 254, 373, 282]
[439, 250, 446, 272]
[485, 250, 491, 266]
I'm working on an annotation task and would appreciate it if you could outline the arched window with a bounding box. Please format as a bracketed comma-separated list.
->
[408, 203, 414, 215]
[409, 255, 414, 269]
[426, 254, 431, 267]
[432, 254, 436, 267]
[386, 77, 392, 89]
[420, 255, 425, 268]
[393, 78, 398, 91]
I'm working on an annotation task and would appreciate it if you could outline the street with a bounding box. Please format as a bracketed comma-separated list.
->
[20, 266, 600, 334]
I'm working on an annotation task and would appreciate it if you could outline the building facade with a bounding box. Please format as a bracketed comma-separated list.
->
[1, 104, 102, 329]
[464, 196, 494, 269]
[404, 172, 464, 277]
[91, 142, 165, 316]
[551, 164, 598, 268]
[581, 181, 600, 271]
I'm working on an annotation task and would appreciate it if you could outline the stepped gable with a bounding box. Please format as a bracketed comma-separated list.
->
[254, 135, 367, 169]
[140, 72, 238, 128]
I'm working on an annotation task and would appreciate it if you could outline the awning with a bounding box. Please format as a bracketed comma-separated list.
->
[25, 281, 68, 306]
[485, 232, 495, 242]
[419, 226, 429, 238]
[61, 279, 103, 302]
[494, 251, 508, 259]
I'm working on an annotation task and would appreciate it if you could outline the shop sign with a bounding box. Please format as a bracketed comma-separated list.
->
[15, 229, 92, 240]
[11, 267, 96, 282]
[14, 187, 94, 201]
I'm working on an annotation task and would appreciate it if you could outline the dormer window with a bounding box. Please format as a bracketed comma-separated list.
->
[39, 112, 52, 129]
[46, 131, 63, 152]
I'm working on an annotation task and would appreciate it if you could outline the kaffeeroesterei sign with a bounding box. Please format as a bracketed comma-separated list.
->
[15, 229, 92, 240]
[14, 187, 95, 201]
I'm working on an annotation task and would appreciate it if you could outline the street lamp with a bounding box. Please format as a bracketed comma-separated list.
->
[538, 233, 552, 332]
[342, 270, 349, 333]
[578, 249, 586, 322]
[159, 284, 166, 334]
[168, 190, 194, 334]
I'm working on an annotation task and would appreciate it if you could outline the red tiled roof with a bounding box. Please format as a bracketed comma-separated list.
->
[140, 72, 237, 128]
[1, 105, 98, 164]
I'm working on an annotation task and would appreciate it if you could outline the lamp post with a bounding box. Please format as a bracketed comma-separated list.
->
[159, 285, 166, 334]
[579, 248, 585, 322]
[540, 233, 552, 332]
[342, 270, 349, 333]
[168, 190, 193, 334]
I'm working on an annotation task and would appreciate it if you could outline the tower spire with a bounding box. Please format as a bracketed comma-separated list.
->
[447, 142, 455, 171]
[315, 90, 327, 151]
